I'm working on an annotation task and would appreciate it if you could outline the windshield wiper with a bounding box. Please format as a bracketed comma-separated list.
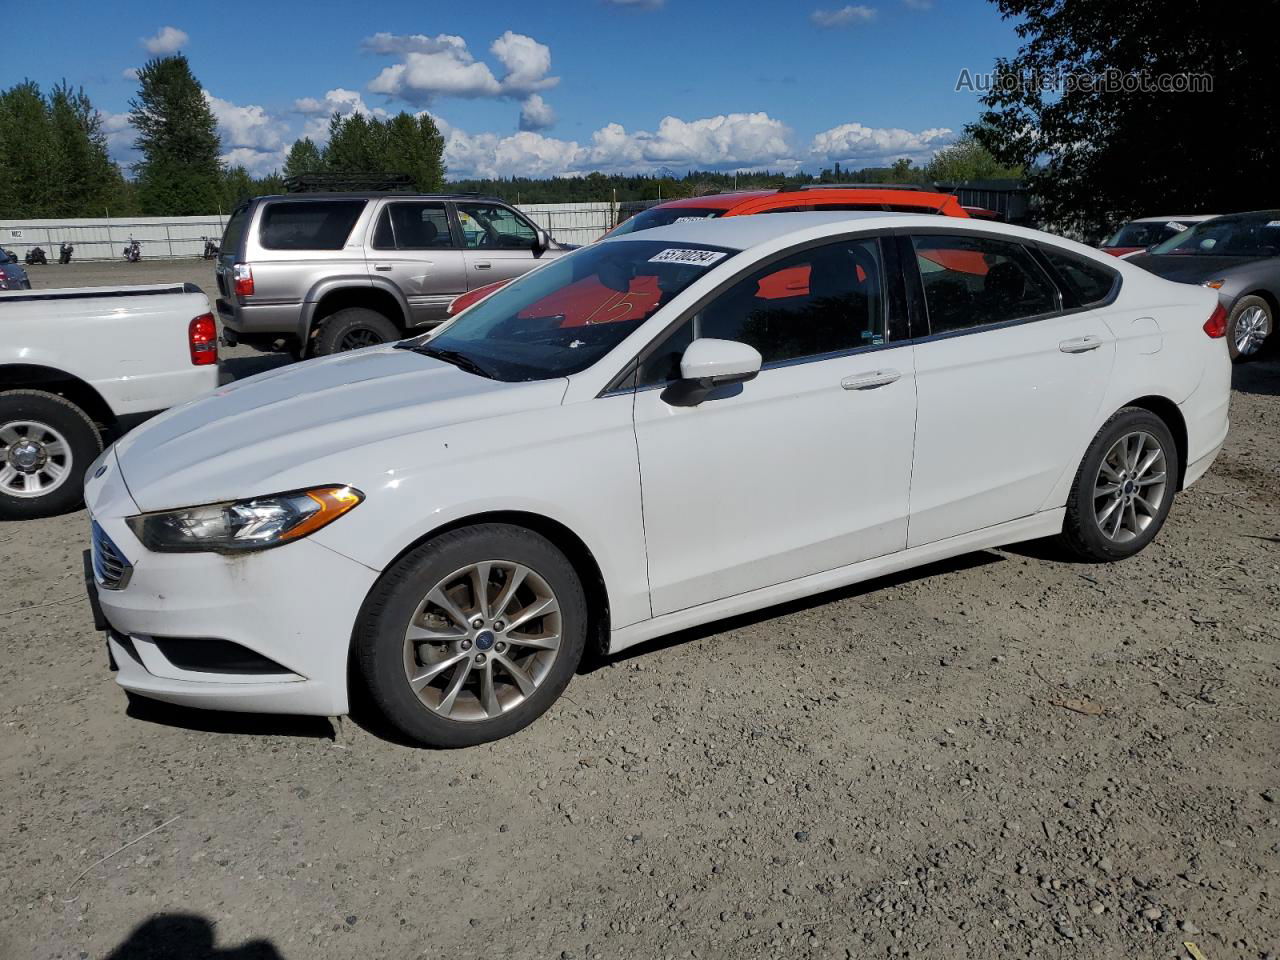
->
[399, 343, 495, 379]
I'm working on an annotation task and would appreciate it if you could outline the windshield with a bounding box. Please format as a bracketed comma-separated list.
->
[606, 206, 725, 238]
[1107, 220, 1188, 248]
[408, 239, 737, 381]
[1150, 214, 1280, 256]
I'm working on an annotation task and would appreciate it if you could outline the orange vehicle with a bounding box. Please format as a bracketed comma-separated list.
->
[447, 185, 972, 316]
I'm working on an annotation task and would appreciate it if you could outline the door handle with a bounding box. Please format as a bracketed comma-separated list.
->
[374, 264, 392, 271]
[1059, 335, 1102, 354]
[474, 261, 492, 269]
[841, 369, 902, 390]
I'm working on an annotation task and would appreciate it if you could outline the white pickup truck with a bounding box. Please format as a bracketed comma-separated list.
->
[0, 283, 219, 519]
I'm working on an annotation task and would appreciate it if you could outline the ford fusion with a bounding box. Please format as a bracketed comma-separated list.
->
[85, 213, 1231, 747]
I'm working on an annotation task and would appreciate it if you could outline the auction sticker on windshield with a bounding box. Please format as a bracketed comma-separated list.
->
[649, 248, 728, 266]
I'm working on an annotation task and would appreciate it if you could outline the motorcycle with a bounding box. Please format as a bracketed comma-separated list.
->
[24, 247, 48, 266]
[201, 237, 220, 260]
[123, 238, 141, 263]
[59, 242, 74, 265]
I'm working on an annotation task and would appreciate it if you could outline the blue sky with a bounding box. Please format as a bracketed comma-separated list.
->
[4, 0, 1022, 179]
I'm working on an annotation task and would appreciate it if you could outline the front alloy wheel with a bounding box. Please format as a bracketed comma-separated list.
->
[356, 524, 588, 748]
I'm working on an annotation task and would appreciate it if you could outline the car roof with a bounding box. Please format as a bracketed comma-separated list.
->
[656, 191, 775, 210]
[602, 210, 926, 250]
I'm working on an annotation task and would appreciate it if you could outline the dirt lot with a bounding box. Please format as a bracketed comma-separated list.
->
[2, 259, 1278, 960]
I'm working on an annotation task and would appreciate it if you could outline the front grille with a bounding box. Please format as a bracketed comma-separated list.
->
[91, 521, 133, 590]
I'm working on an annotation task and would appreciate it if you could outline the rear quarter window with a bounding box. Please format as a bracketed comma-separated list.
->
[1040, 247, 1120, 306]
[258, 200, 366, 250]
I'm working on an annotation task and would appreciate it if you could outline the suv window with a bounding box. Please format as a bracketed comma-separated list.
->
[456, 203, 539, 250]
[639, 237, 885, 385]
[220, 204, 250, 257]
[1041, 247, 1119, 305]
[911, 234, 1058, 334]
[373, 202, 454, 250]
[259, 200, 365, 251]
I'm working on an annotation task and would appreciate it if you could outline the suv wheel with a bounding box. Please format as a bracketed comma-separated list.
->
[314, 308, 400, 356]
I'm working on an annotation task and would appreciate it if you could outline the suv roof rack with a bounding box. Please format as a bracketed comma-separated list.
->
[284, 173, 417, 193]
[798, 182, 931, 192]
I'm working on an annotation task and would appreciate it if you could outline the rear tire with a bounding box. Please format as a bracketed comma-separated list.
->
[1058, 407, 1178, 562]
[0, 389, 102, 520]
[313, 308, 400, 356]
[355, 524, 588, 748]
[1226, 295, 1272, 362]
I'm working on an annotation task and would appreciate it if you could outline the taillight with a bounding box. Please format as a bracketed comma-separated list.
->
[1203, 303, 1228, 339]
[233, 263, 254, 297]
[189, 313, 218, 365]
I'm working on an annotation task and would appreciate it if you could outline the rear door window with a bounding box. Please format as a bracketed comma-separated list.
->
[259, 200, 366, 250]
[910, 234, 1059, 334]
[373, 202, 455, 250]
[1040, 248, 1119, 306]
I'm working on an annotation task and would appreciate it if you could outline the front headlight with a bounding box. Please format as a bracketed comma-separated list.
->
[126, 485, 364, 554]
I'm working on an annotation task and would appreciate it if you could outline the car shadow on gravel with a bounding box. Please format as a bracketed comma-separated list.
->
[124, 694, 336, 741]
[217, 352, 293, 386]
[1231, 356, 1280, 396]
[105, 912, 283, 959]
[584, 550, 1004, 672]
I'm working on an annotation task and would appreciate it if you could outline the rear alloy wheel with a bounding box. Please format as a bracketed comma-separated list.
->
[1059, 407, 1178, 561]
[356, 524, 588, 747]
[1227, 295, 1272, 361]
[313, 307, 400, 357]
[0, 389, 102, 520]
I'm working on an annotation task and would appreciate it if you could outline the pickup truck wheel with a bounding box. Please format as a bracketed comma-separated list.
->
[313, 308, 400, 356]
[0, 390, 102, 520]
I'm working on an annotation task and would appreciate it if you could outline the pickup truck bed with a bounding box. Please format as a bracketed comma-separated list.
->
[0, 282, 219, 519]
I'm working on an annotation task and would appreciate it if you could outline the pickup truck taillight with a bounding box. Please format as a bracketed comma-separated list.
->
[189, 313, 218, 365]
[232, 263, 254, 297]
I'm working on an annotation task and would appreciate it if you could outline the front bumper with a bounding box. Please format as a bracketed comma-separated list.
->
[85, 450, 378, 716]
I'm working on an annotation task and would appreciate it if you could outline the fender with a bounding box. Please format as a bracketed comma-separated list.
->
[298, 276, 411, 342]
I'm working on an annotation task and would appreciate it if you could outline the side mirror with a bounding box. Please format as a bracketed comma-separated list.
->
[533, 228, 551, 256]
[663, 338, 762, 405]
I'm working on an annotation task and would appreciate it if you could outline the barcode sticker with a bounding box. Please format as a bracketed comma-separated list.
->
[648, 248, 727, 266]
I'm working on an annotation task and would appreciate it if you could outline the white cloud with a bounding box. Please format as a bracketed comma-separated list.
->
[441, 111, 798, 179]
[810, 5, 877, 27]
[141, 26, 189, 55]
[220, 146, 288, 177]
[203, 91, 288, 151]
[363, 31, 556, 105]
[121, 67, 139, 81]
[293, 87, 389, 140]
[518, 94, 557, 132]
[490, 31, 559, 94]
[809, 121, 953, 163]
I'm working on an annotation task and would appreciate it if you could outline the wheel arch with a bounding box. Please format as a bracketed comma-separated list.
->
[1237, 287, 1278, 318]
[302, 281, 410, 342]
[1123, 395, 1189, 489]
[363, 509, 612, 662]
[0, 364, 114, 428]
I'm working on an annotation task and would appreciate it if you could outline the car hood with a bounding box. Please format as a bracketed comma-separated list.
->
[114, 346, 567, 512]
[1125, 254, 1269, 284]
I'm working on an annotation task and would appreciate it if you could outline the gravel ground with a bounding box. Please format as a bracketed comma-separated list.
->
[2, 259, 1278, 960]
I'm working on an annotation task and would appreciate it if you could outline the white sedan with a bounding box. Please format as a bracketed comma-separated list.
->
[85, 213, 1231, 747]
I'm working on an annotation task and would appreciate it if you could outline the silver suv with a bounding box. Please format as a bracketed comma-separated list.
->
[215, 193, 572, 356]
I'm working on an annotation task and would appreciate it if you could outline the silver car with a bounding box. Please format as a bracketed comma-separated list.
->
[215, 193, 571, 357]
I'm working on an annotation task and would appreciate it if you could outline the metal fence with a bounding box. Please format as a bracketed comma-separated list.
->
[0, 215, 229, 262]
[0, 202, 631, 262]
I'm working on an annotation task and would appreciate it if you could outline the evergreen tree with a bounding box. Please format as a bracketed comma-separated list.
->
[48, 82, 126, 217]
[129, 55, 223, 215]
[283, 137, 324, 179]
[382, 113, 445, 192]
[0, 82, 57, 217]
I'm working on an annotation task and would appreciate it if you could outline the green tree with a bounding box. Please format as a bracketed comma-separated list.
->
[0, 81, 57, 217]
[925, 131, 1022, 183]
[129, 54, 223, 215]
[975, 0, 1280, 238]
[283, 137, 324, 179]
[382, 113, 445, 192]
[48, 82, 126, 217]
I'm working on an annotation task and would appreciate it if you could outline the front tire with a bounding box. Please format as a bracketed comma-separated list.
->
[1058, 407, 1178, 561]
[1226, 295, 1272, 362]
[0, 389, 102, 520]
[313, 308, 400, 356]
[355, 524, 588, 748]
